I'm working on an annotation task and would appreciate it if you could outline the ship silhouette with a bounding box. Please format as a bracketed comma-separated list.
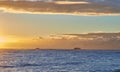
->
[74, 47, 82, 50]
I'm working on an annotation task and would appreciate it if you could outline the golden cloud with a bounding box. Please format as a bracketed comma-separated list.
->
[54, 1, 90, 4]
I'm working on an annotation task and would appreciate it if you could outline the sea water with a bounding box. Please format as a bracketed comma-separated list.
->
[0, 50, 120, 72]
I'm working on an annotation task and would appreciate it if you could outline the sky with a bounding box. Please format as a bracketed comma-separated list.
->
[0, 0, 120, 50]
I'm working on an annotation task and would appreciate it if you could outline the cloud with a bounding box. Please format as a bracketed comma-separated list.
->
[4, 32, 120, 50]
[0, 0, 120, 16]
[35, 32, 120, 50]
[54, 1, 90, 4]
[47, 32, 120, 42]
[63, 32, 120, 40]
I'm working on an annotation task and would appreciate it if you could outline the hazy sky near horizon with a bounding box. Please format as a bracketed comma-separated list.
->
[1, 12, 120, 37]
[0, 0, 120, 49]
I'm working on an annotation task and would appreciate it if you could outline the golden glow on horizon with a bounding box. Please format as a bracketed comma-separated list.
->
[0, 37, 7, 43]
[0, 32, 120, 50]
[0, 36, 19, 48]
[0, 37, 6, 48]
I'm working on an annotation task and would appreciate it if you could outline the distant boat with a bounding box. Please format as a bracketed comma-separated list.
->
[74, 47, 81, 50]
[35, 48, 40, 50]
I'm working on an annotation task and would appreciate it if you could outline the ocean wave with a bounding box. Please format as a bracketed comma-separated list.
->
[0, 63, 42, 68]
[0, 61, 82, 68]
[113, 69, 120, 72]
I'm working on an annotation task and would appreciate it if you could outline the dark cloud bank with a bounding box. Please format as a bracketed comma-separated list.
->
[0, 0, 120, 16]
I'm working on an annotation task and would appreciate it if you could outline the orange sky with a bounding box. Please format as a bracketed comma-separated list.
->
[0, 33, 120, 50]
[0, 1, 120, 50]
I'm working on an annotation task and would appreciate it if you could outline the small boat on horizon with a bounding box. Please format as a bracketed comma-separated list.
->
[74, 47, 82, 50]
[35, 48, 40, 50]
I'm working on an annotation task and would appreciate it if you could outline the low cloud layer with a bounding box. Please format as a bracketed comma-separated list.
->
[0, 0, 120, 16]
[4, 32, 120, 50]
[46, 33, 120, 49]
[15, 33, 120, 50]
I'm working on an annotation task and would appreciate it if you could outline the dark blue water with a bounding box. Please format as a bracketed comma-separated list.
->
[0, 50, 120, 72]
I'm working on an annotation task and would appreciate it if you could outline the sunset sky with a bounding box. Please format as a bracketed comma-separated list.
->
[0, 0, 120, 50]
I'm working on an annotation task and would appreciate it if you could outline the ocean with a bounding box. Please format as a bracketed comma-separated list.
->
[0, 50, 120, 72]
